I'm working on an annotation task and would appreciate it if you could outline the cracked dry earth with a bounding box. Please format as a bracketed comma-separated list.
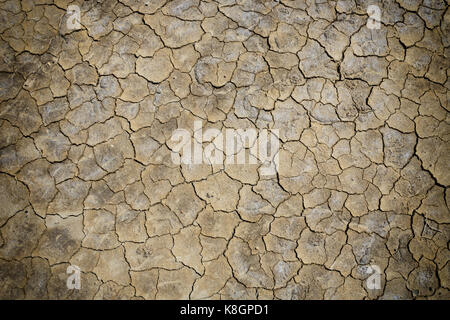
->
[0, 0, 449, 301]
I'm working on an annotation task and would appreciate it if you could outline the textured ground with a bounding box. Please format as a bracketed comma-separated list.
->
[0, 0, 449, 300]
